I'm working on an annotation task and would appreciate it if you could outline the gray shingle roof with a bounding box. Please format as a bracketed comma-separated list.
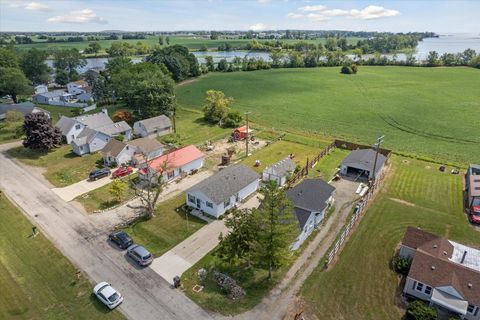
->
[101, 139, 127, 157]
[127, 137, 164, 153]
[136, 115, 171, 132]
[187, 164, 259, 205]
[287, 179, 335, 229]
[35, 90, 66, 99]
[55, 116, 77, 135]
[73, 112, 113, 129]
[341, 149, 387, 174]
[264, 157, 296, 177]
[72, 127, 98, 146]
[96, 121, 131, 136]
[0, 102, 38, 116]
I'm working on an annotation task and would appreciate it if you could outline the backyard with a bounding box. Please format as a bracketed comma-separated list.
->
[0, 193, 124, 320]
[300, 155, 480, 319]
[176, 66, 480, 165]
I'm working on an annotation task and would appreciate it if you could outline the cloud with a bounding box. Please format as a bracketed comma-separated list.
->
[288, 4, 399, 22]
[257, 0, 271, 3]
[47, 9, 108, 24]
[248, 23, 272, 31]
[6, 1, 50, 11]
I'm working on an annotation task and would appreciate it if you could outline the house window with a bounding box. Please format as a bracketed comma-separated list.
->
[188, 195, 196, 204]
[75, 124, 81, 130]
[474, 306, 479, 317]
[224, 199, 231, 208]
[206, 202, 213, 208]
[167, 171, 175, 179]
[467, 304, 475, 314]
[79, 146, 83, 151]
[415, 282, 424, 292]
[424, 286, 432, 295]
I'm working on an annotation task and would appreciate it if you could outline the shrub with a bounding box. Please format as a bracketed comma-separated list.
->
[340, 63, 358, 74]
[114, 134, 125, 142]
[5, 110, 24, 123]
[392, 255, 412, 275]
[406, 300, 437, 320]
[222, 110, 243, 128]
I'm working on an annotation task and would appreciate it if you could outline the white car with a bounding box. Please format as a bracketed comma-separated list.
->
[93, 282, 123, 309]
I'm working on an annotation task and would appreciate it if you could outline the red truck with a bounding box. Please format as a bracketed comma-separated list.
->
[112, 166, 133, 178]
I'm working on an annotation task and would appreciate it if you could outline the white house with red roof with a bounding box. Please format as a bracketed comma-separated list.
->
[138, 145, 204, 182]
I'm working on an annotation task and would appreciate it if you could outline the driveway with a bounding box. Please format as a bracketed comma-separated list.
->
[52, 168, 139, 202]
[151, 195, 261, 284]
[0, 143, 212, 320]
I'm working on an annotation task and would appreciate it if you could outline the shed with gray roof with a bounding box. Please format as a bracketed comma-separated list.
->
[340, 148, 387, 180]
[186, 164, 259, 218]
[262, 157, 296, 186]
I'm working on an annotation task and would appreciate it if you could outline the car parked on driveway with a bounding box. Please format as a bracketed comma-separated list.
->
[109, 230, 133, 249]
[127, 244, 153, 266]
[93, 282, 123, 309]
[469, 205, 480, 224]
[112, 166, 133, 179]
[89, 168, 111, 181]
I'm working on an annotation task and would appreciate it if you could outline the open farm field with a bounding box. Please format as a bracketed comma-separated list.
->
[176, 66, 480, 165]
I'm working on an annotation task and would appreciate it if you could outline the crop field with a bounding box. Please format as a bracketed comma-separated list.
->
[13, 35, 363, 52]
[300, 156, 480, 319]
[0, 194, 124, 320]
[176, 67, 480, 165]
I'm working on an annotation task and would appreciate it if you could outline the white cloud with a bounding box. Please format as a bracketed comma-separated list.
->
[349, 5, 400, 20]
[258, 0, 271, 4]
[47, 9, 108, 24]
[6, 1, 50, 11]
[288, 4, 399, 22]
[248, 23, 272, 31]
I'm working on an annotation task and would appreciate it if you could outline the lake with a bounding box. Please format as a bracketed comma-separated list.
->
[45, 34, 480, 71]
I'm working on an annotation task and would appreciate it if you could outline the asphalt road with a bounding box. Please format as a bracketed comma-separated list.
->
[0, 142, 212, 320]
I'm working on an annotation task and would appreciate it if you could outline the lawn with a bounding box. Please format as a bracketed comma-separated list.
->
[122, 193, 206, 257]
[0, 120, 23, 144]
[7, 145, 101, 187]
[307, 148, 351, 180]
[0, 193, 124, 320]
[176, 67, 480, 165]
[74, 175, 137, 213]
[300, 155, 480, 320]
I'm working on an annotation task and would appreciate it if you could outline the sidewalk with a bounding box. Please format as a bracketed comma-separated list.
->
[150, 194, 261, 284]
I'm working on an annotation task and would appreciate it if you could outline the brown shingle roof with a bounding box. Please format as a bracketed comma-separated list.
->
[418, 238, 454, 260]
[401, 226, 441, 250]
[127, 137, 164, 154]
[101, 139, 127, 157]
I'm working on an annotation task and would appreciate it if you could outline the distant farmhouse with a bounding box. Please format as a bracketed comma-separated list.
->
[33, 80, 93, 107]
[286, 179, 335, 250]
[186, 165, 259, 218]
[400, 227, 480, 319]
[55, 110, 132, 156]
[340, 148, 387, 180]
[0, 102, 49, 121]
[262, 157, 296, 186]
[133, 115, 172, 138]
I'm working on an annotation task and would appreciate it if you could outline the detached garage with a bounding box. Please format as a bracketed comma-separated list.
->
[340, 149, 387, 180]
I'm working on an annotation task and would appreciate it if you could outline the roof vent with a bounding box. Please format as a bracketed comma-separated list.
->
[433, 244, 438, 248]
[461, 250, 468, 264]
[468, 283, 473, 288]
[443, 251, 448, 255]
[431, 266, 436, 270]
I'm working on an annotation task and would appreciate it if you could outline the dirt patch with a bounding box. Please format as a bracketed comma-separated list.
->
[284, 296, 320, 320]
[425, 165, 432, 169]
[176, 76, 203, 87]
[200, 137, 267, 168]
[390, 198, 415, 207]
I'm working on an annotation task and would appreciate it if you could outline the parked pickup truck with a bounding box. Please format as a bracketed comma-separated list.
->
[89, 168, 111, 181]
[112, 166, 133, 179]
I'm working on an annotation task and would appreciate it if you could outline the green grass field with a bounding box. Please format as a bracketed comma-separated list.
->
[0, 193, 124, 320]
[122, 194, 206, 257]
[7, 145, 101, 187]
[176, 67, 480, 165]
[301, 156, 480, 319]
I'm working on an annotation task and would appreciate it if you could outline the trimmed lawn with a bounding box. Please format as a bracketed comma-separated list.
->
[307, 148, 350, 180]
[0, 120, 23, 144]
[177, 67, 480, 165]
[7, 145, 102, 187]
[0, 193, 124, 320]
[122, 193, 207, 257]
[300, 156, 480, 319]
[75, 175, 137, 213]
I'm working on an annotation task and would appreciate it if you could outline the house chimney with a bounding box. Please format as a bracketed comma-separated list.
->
[433, 244, 438, 248]
[431, 266, 435, 270]
[468, 283, 473, 288]
[461, 250, 468, 264]
[102, 108, 108, 115]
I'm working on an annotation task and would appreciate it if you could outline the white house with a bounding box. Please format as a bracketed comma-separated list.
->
[67, 80, 90, 95]
[133, 115, 172, 138]
[286, 179, 335, 250]
[186, 165, 259, 218]
[262, 157, 296, 186]
[72, 127, 112, 156]
[34, 85, 48, 94]
[101, 137, 165, 166]
[33, 90, 67, 104]
[400, 227, 480, 319]
[128, 137, 165, 165]
[100, 138, 135, 166]
[139, 145, 204, 183]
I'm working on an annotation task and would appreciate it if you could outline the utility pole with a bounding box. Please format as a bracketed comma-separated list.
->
[245, 111, 251, 156]
[372, 135, 385, 181]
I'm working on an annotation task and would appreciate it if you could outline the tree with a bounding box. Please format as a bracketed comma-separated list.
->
[426, 51, 440, 66]
[223, 110, 243, 128]
[199, 44, 208, 52]
[106, 41, 136, 57]
[105, 56, 133, 75]
[461, 48, 476, 65]
[112, 110, 133, 124]
[406, 300, 437, 320]
[20, 48, 50, 85]
[165, 36, 170, 45]
[0, 67, 32, 103]
[216, 208, 258, 265]
[341, 63, 358, 74]
[109, 179, 128, 203]
[158, 36, 164, 46]
[147, 45, 200, 82]
[251, 181, 296, 279]
[0, 47, 19, 68]
[471, 55, 480, 69]
[53, 48, 86, 82]
[84, 42, 101, 55]
[202, 90, 234, 124]
[325, 37, 337, 51]
[22, 113, 62, 152]
[216, 58, 228, 72]
[205, 56, 215, 72]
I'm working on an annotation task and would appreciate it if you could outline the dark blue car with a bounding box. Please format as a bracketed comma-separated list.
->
[89, 168, 110, 181]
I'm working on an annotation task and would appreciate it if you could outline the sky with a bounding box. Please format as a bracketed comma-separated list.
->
[0, 0, 479, 34]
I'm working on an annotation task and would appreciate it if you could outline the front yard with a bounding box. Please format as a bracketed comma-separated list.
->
[300, 156, 480, 319]
[0, 193, 124, 320]
[7, 145, 102, 187]
[122, 193, 207, 257]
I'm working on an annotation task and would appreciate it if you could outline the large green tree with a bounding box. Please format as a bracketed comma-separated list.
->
[251, 181, 297, 279]
[147, 45, 200, 82]
[0, 67, 32, 103]
[20, 48, 50, 85]
[23, 113, 62, 152]
[0, 47, 19, 68]
[53, 48, 86, 83]
[202, 90, 234, 124]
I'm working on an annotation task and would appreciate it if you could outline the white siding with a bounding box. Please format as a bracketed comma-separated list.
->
[403, 277, 433, 301]
[72, 142, 89, 156]
[64, 122, 85, 144]
[399, 245, 416, 260]
[133, 122, 148, 137]
[88, 133, 111, 153]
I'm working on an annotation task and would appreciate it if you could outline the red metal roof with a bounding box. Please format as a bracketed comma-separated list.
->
[147, 145, 204, 173]
[234, 125, 252, 133]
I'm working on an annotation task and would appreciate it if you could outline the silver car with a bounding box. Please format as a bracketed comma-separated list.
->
[127, 244, 153, 266]
[93, 282, 123, 309]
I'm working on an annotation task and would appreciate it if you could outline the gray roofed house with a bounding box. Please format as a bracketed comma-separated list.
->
[133, 115, 172, 138]
[186, 164, 260, 218]
[340, 148, 387, 180]
[96, 121, 132, 137]
[73, 112, 113, 129]
[286, 179, 335, 250]
[262, 157, 296, 186]
[0, 102, 49, 121]
[55, 116, 77, 136]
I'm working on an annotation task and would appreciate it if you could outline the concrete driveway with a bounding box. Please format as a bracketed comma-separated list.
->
[52, 168, 138, 202]
[151, 195, 261, 284]
[0, 144, 212, 320]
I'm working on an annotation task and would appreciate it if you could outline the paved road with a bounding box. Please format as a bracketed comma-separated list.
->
[151, 195, 261, 284]
[0, 143, 212, 320]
